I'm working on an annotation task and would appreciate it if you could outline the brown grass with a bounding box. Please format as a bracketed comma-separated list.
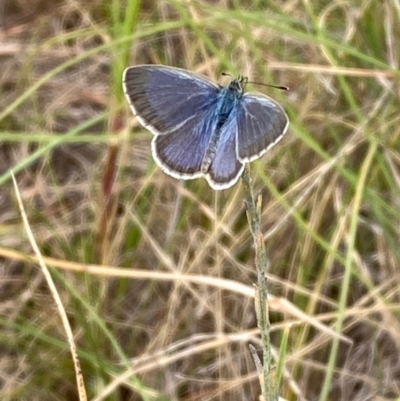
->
[1, 1, 400, 401]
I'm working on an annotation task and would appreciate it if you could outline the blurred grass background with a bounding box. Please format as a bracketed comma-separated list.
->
[1, 0, 400, 400]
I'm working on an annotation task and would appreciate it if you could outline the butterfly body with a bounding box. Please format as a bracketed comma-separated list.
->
[201, 79, 243, 174]
[123, 65, 289, 190]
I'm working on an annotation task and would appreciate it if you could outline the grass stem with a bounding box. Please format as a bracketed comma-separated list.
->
[242, 164, 277, 401]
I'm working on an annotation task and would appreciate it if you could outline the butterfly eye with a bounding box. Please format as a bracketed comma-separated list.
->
[239, 76, 248, 90]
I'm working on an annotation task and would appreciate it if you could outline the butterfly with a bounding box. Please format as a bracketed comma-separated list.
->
[123, 65, 289, 190]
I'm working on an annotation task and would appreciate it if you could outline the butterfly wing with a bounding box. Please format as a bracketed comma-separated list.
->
[206, 117, 244, 190]
[123, 65, 220, 136]
[236, 93, 289, 162]
[152, 111, 218, 179]
[123, 65, 222, 179]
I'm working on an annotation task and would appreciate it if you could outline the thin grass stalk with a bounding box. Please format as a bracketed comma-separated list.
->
[242, 164, 277, 401]
[97, 0, 142, 263]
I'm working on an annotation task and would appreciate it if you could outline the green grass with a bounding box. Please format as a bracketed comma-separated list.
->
[1, 1, 400, 400]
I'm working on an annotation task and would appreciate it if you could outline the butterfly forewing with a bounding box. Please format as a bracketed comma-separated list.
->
[236, 94, 289, 162]
[123, 65, 220, 135]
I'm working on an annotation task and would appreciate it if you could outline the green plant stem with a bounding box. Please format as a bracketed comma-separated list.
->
[242, 164, 277, 401]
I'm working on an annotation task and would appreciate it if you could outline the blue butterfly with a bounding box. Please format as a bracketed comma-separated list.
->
[123, 65, 289, 190]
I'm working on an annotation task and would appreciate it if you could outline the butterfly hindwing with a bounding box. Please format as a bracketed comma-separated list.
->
[206, 117, 244, 190]
[152, 111, 218, 178]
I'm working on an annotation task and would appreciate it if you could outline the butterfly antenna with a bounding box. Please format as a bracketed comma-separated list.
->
[248, 81, 289, 91]
[221, 73, 288, 91]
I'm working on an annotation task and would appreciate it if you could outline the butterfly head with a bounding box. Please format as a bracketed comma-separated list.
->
[227, 75, 248, 94]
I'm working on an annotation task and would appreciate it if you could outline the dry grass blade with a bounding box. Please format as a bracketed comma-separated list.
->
[11, 172, 87, 401]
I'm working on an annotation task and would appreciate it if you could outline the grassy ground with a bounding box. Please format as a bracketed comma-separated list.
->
[1, 0, 400, 400]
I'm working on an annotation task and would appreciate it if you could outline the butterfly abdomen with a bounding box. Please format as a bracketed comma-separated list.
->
[200, 85, 242, 173]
